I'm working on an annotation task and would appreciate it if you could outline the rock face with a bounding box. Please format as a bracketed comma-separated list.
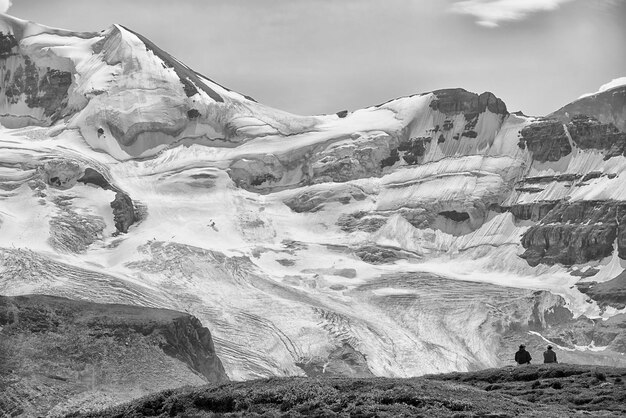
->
[518, 119, 571, 162]
[0, 294, 227, 417]
[578, 271, 626, 310]
[110, 191, 137, 233]
[508, 202, 558, 222]
[429, 88, 508, 116]
[567, 114, 626, 158]
[0, 28, 75, 127]
[520, 201, 626, 266]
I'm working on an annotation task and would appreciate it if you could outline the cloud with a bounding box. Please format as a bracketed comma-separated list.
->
[0, 0, 12, 14]
[450, 0, 575, 27]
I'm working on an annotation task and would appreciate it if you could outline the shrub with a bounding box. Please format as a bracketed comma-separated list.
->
[591, 396, 615, 405]
[551, 381, 563, 389]
[193, 394, 236, 413]
[571, 397, 593, 406]
[594, 371, 606, 382]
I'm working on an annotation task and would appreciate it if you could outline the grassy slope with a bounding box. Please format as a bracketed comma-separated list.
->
[75, 364, 626, 417]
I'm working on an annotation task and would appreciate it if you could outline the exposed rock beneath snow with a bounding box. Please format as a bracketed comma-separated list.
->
[429, 89, 508, 116]
[310, 133, 400, 182]
[508, 202, 558, 222]
[397, 136, 428, 165]
[110, 191, 136, 233]
[567, 114, 626, 158]
[337, 211, 387, 233]
[0, 31, 18, 58]
[40, 162, 136, 234]
[77, 167, 112, 190]
[578, 271, 626, 310]
[41, 159, 83, 189]
[354, 245, 402, 264]
[1, 55, 72, 124]
[520, 201, 626, 266]
[284, 186, 367, 213]
[519, 119, 571, 162]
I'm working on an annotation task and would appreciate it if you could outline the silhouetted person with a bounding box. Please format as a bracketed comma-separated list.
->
[515, 344, 532, 365]
[543, 345, 558, 363]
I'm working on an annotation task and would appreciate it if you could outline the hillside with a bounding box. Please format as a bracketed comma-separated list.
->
[72, 364, 626, 417]
[0, 295, 227, 417]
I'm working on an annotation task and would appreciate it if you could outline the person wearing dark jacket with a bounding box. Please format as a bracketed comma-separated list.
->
[543, 345, 558, 363]
[515, 344, 532, 365]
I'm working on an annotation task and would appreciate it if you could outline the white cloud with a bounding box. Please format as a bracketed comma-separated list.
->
[578, 77, 626, 99]
[0, 0, 12, 14]
[450, 0, 575, 28]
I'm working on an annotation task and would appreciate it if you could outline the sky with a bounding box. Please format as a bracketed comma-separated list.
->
[5, 0, 626, 116]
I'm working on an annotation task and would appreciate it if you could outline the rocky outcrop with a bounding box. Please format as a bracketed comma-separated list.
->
[110, 191, 137, 233]
[429, 88, 508, 116]
[296, 342, 374, 377]
[159, 315, 228, 383]
[508, 202, 558, 222]
[354, 245, 401, 264]
[310, 133, 400, 183]
[2, 54, 72, 122]
[337, 211, 387, 233]
[567, 115, 626, 158]
[79, 168, 139, 234]
[284, 185, 367, 213]
[41, 159, 83, 189]
[518, 119, 571, 162]
[577, 271, 626, 310]
[520, 201, 626, 266]
[41, 162, 138, 234]
[550, 85, 626, 132]
[77, 167, 113, 189]
[397, 136, 428, 165]
[0, 294, 227, 417]
[0, 32, 18, 58]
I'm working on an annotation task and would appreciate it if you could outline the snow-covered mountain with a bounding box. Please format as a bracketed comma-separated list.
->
[0, 13, 625, 383]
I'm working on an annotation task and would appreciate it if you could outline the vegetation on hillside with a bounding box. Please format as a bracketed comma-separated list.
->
[74, 364, 626, 417]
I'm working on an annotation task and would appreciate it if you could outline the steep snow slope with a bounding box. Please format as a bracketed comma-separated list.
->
[0, 13, 625, 383]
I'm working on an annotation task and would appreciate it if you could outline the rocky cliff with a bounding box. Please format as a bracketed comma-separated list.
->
[0, 12, 624, 393]
[0, 294, 227, 417]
